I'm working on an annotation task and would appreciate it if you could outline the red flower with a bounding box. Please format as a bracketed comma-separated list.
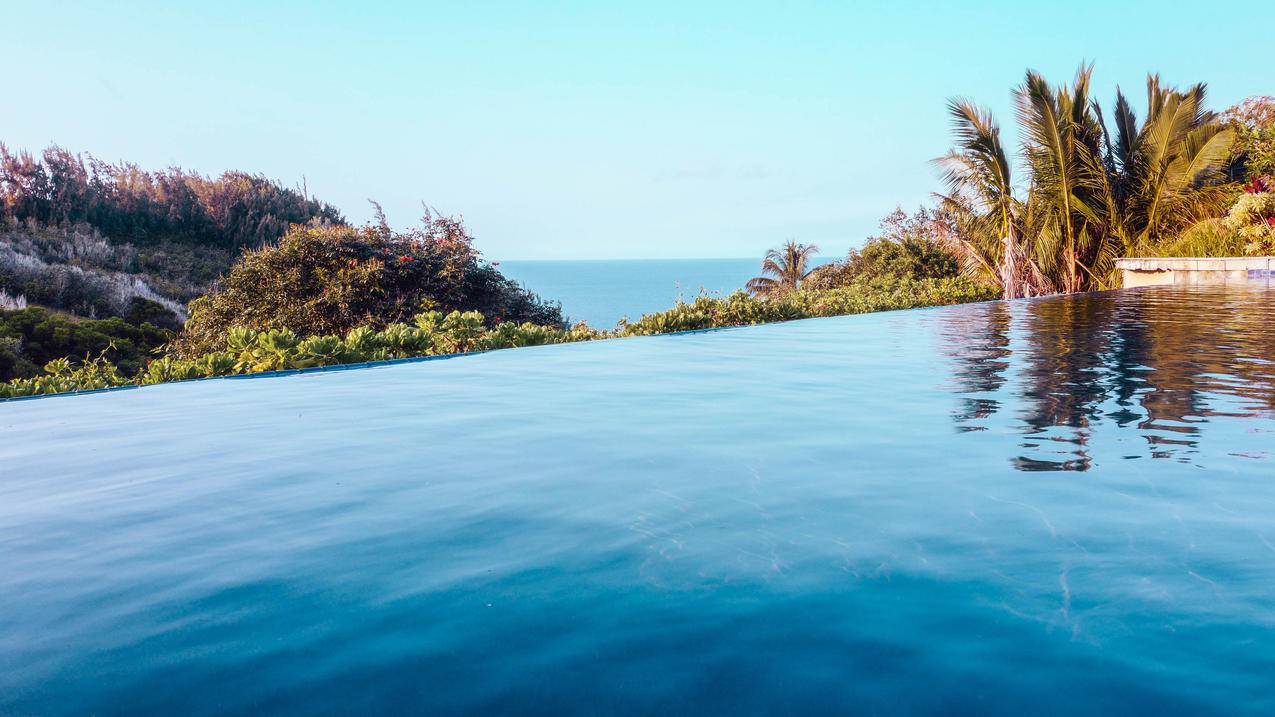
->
[494, 316, 502, 323]
[1245, 176, 1272, 194]
[1266, 216, 1275, 227]
[398, 255, 414, 262]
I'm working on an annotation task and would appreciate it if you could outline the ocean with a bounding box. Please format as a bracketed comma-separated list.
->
[497, 258, 831, 328]
[497, 258, 758, 327]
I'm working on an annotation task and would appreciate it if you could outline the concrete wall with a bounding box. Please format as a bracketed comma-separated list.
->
[1116, 257, 1275, 288]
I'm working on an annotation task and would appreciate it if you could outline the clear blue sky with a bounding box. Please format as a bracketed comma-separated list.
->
[5, 1, 1268, 260]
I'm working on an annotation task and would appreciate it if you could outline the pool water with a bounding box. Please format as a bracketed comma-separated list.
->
[2, 285, 1274, 714]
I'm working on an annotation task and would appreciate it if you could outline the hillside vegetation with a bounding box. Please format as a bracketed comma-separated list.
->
[0, 144, 563, 383]
[0, 144, 344, 324]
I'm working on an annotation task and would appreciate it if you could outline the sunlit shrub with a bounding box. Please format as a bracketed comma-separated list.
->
[173, 219, 563, 356]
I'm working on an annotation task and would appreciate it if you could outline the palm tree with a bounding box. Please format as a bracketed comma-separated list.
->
[746, 241, 819, 297]
[938, 64, 1234, 296]
[1105, 76, 1234, 254]
[934, 99, 1038, 298]
[1015, 65, 1109, 294]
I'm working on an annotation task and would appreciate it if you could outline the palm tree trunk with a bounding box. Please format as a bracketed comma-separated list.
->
[1066, 241, 1077, 293]
[1000, 233, 1020, 300]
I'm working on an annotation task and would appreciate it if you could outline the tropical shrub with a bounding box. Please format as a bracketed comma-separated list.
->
[0, 335, 26, 380]
[125, 297, 183, 331]
[1146, 220, 1247, 258]
[173, 215, 563, 356]
[1224, 178, 1275, 255]
[0, 354, 131, 397]
[1156, 177, 1275, 257]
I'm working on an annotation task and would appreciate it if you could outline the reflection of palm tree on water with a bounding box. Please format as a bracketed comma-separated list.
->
[941, 287, 1275, 471]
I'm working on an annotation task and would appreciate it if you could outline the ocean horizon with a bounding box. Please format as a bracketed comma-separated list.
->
[498, 257, 835, 328]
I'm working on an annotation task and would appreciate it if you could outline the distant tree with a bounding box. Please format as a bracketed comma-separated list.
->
[0, 143, 344, 249]
[746, 241, 819, 297]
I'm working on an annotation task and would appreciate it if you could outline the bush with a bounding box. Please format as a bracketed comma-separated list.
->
[806, 207, 963, 290]
[1224, 180, 1275, 255]
[125, 297, 183, 331]
[0, 307, 172, 381]
[1143, 178, 1274, 257]
[620, 276, 995, 335]
[1144, 220, 1247, 257]
[173, 215, 564, 356]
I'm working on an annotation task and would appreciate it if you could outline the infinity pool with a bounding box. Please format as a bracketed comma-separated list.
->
[3, 285, 1274, 714]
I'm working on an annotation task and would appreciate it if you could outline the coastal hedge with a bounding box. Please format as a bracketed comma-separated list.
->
[1, 276, 996, 399]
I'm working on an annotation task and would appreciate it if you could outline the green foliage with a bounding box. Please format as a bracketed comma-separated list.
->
[1231, 125, 1275, 180]
[1, 277, 994, 400]
[807, 208, 962, 290]
[1, 353, 130, 397]
[0, 335, 26, 381]
[173, 216, 563, 356]
[0, 306, 171, 381]
[125, 297, 183, 331]
[619, 276, 995, 335]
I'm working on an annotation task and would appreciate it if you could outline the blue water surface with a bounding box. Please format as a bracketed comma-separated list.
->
[2, 285, 1275, 715]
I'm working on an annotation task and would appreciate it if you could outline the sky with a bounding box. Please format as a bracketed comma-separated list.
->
[4, 1, 1270, 260]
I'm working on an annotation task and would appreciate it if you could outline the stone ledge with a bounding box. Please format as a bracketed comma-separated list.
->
[1116, 257, 1275, 288]
[1116, 257, 1275, 271]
